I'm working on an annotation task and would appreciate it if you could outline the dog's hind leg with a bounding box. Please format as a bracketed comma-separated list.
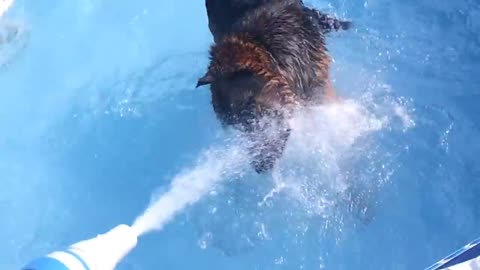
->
[304, 7, 352, 34]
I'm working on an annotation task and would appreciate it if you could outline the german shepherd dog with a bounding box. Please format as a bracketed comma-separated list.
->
[197, 0, 351, 173]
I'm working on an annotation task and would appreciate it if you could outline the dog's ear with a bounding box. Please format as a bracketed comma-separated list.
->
[196, 72, 214, 88]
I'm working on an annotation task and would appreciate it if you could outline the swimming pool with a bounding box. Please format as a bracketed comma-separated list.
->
[1, 0, 479, 269]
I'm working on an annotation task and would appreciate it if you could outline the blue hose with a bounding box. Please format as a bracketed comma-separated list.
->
[22, 250, 90, 270]
[22, 256, 72, 270]
[21, 224, 138, 270]
[426, 237, 480, 270]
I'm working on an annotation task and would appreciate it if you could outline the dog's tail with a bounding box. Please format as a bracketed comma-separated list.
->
[304, 7, 352, 34]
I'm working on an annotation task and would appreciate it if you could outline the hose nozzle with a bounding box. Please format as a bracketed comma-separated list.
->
[24, 224, 138, 270]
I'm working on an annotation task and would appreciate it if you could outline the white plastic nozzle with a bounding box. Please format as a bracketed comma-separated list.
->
[66, 224, 138, 270]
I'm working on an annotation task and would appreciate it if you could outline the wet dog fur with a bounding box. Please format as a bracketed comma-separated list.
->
[198, 0, 351, 173]
[205, 0, 350, 43]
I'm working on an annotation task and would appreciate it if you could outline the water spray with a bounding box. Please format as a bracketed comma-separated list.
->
[23, 225, 138, 270]
[22, 145, 245, 270]
[19, 100, 411, 270]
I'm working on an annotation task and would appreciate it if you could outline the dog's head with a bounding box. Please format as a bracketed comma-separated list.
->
[197, 36, 297, 173]
[197, 36, 298, 124]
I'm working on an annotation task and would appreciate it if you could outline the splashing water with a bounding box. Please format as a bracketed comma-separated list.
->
[190, 94, 413, 256]
[130, 91, 413, 256]
[270, 98, 395, 212]
[256, 99, 387, 209]
[111, 72, 417, 264]
[132, 143, 249, 236]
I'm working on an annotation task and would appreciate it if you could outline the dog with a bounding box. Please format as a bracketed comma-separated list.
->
[205, 0, 350, 43]
[197, 0, 351, 173]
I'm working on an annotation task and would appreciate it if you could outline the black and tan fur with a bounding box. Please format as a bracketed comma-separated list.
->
[198, 0, 351, 173]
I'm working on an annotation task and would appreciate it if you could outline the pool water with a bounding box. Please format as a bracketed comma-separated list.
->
[1, 0, 479, 269]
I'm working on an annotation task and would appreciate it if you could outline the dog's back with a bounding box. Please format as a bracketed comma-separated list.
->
[205, 0, 280, 42]
[230, 0, 334, 103]
[205, 0, 350, 43]
[205, 0, 347, 102]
